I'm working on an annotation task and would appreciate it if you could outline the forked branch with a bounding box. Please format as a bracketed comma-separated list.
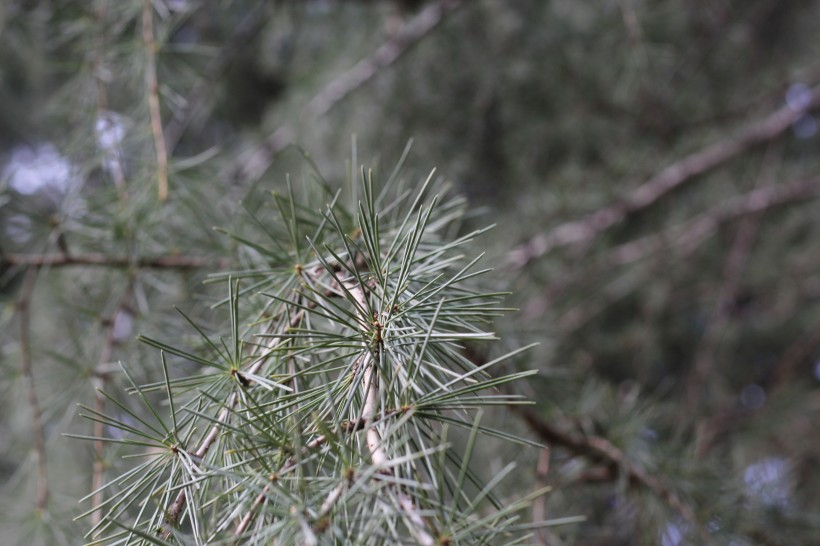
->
[509, 83, 820, 265]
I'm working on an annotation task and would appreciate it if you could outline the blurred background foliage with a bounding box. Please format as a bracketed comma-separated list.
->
[1, 0, 819, 544]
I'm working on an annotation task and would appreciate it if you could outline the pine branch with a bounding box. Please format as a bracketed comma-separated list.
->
[79, 172, 542, 544]
[341, 277, 434, 545]
[163, 309, 306, 533]
[509, 83, 820, 266]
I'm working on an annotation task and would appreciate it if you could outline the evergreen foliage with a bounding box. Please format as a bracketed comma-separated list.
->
[72, 168, 553, 545]
[2, 1, 820, 545]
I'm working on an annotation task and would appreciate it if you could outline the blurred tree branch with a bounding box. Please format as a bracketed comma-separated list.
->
[509, 83, 820, 267]
[235, 0, 464, 182]
[1, 253, 231, 270]
[16, 268, 49, 512]
[89, 286, 134, 534]
[512, 406, 714, 546]
[685, 146, 782, 415]
[142, 0, 169, 202]
[522, 176, 820, 330]
[163, 1, 271, 152]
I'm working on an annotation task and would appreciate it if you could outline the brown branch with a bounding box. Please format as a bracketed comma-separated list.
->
[509, 83, 820, 266]
[528, 176, 820, 328]
[143, 0, 169, 202]
[17, 268, 49, 511]
[511, 406, 714, 546]
[532, 447, 564, 546]
[603, 177, 820, 269]
[1, 253, 231, 270]
[235, 0, 464, 182]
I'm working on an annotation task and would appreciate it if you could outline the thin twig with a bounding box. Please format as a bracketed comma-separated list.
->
[234, 411, 405, 537]
[602, 177, 819, 268]
[512, 406, 715, 546]
[509, 83, 820, 266]
[686, 146, 781, 414]
[142, 0, 169, 201]
[1, 253, 231, 269]
[235, 0, 464, 182]
[234, 425, 344, 537]
[17, 268, 49, 511]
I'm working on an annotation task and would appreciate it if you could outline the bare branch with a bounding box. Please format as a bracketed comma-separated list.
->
[235, 0, 464, 182]
[1, 253, 231, 270]
[17, 268, 48, 511]
[604, 177, 820, 268]
[536, 177, 820, 334]
[509, 83, 820, 266]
